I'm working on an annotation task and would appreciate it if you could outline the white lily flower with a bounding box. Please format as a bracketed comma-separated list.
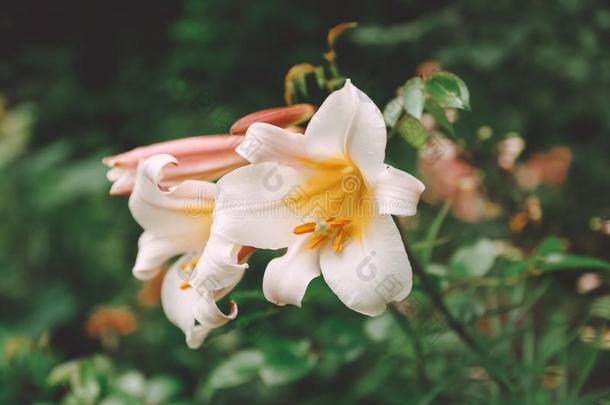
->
[129, 154, 243, 348]
[191, 80, 425, 316]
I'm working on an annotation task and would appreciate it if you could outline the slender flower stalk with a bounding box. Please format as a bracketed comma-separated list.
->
[394, 217, 515, 392]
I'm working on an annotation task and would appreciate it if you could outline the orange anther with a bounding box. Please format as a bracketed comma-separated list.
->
[293, 222, 316, 235]
[180, 281, 191, 290]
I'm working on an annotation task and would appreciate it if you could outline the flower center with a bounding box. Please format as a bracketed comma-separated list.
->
[285, 155, 374, 249]
[293, 217, 351, 252]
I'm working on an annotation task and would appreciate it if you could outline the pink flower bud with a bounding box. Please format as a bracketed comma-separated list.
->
[229, 104, 315, 135]
[103, 135, 246, 195]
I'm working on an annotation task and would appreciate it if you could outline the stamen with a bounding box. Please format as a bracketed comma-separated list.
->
[333, 228, 347, 253]
[180, 257, 199, 271]
[328, 218, 351, 228]
[180, 281, 191, 290]
[307, 233, 327, 249]
[293, 222, 316, 235]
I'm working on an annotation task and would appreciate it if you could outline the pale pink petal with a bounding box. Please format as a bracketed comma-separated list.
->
[104, 135, 246, 195]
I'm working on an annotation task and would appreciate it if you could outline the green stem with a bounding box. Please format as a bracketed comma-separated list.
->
[394, 217, 515, 393]
[390, 305, 429, 389]
[420, 200, 451, 265]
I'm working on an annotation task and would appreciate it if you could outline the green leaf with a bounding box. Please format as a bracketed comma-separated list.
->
[424, 98, 455, 136]
[539, 253, 610, 272]
[204, 350, 264, 391]
[396, 115, 428, 149]
[383, 96, 403, 127]
[535, 236, 565, 256]
[424, 71, 470, 110]
[145, 376, 181, 404]
[450, 238, 498, 278]
[591, 295, 610, 320]
[503, 260, 529, 279]
[116, 371, 146, 398]
[402, 77, 425, 119]
[48, 360, 80, 386]
[259, 339, 317, 386]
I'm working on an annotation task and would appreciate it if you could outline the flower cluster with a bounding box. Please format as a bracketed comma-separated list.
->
[104, 82, 425, 348]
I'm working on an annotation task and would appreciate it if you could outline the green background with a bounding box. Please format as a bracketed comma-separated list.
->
[1, 0, 609, 403]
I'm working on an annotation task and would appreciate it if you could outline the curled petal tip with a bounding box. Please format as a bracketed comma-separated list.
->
[141, 154, 179, 192]
[226, 300, 239, 319]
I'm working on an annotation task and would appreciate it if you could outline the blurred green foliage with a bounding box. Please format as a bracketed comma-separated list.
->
[0, 0, 609, 403]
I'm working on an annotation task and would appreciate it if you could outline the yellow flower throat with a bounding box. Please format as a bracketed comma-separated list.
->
[285, 155, 374, 252]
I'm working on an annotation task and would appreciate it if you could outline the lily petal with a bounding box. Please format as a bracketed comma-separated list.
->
[212, 161, 308, 249]
[106, 167, 136, 196]
[161, 257, 211, 349]
[236, 123, 306, 165]
[104, 135, 246, 195]
[129, 154, 215, 280]
[304, 80, 387, 182]
[190, 233, 248, 293]
[192, 296, 238, 334]
[319, 215, 412, 316]
[263, 236, 321, 307]
[375, 165, 425, 216]
[133, 232, 195, 280]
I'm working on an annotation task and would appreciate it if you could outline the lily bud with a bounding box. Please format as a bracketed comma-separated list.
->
[229, 104, 315, 135]
[416, 61, 442, 78]
[103, 135, 246, 196]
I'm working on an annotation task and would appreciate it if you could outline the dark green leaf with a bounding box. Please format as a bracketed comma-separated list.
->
[535, 236, 565, 256]
[424, 71, 470, 110]
[424, 98, 455, 136]
[396, 115, 428, 149]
